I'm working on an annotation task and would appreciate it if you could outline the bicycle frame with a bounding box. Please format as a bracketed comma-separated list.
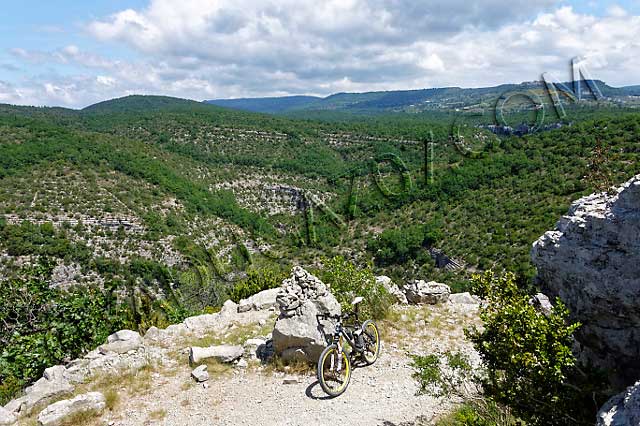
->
[333, 318, 361, 355]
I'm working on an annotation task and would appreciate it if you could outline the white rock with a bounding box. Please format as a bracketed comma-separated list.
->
[238, 288, 281, 312]
[376, 276, 408, 304]
[529, 293, 553, 316]
[189, 345, 244, 364]
[272, 267, 341, 362]
[597, 380, 640, 426]
[4, 372, 74, 417]
[404, 280, 450, 304]
[237, 359, 248, 369]
[37, 392, 105, 426]
[99, 330, 142, 354]
[191, 365, 209, 382]
[0, 407, 17, 426]
[532, 174, 640, 386]
[449, 292, 478, 305]
[184, 313, 221, 331]
[243, 338, 267, 359]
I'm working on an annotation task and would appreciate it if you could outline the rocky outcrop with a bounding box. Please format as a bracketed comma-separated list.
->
[2, 295, 277, 424]
[403, 280, 450, 305]
[597, 381, 640, 426]
[237, 288, 280, 313]
[189, 345, 244, 364]
[532, 174, 640, 387]
[3, 366, 74, 418]
[37, 392, 105, 426]
[99, 330, 143, 354]
[376, 276, 408, 304]
[272, 267, 341, 362]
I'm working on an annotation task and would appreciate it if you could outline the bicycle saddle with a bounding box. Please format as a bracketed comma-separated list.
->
[351, 296, 364, 305]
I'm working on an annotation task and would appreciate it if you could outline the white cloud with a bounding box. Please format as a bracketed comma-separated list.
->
[4, 2, 640, 107]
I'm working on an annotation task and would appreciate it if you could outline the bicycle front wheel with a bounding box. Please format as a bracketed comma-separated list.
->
[317, 344, 351, 397]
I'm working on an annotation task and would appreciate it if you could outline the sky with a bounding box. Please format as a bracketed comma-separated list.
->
[1, 0, 640, 108]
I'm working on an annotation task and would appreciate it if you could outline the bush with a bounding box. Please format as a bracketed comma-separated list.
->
[0, 260, 129, 405]
[467, 271, 603, 425]
[412, 271, 606, 426]
[366, 222, 442, 266]
[436, 401, 521, 426]
[228, 267, 288, 303]
[319, 256, 394, 320]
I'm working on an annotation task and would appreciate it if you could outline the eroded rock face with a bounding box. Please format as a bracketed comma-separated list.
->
[37, 392, 105, 426]
[403, 280, 450, 305]
[597, 381, 640, 426]
[532, 174, 640, 387]
[272, 267, 341, 362]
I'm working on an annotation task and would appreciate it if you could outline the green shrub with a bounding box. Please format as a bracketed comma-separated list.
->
[412, 271, 606, 426]
[467, 271, 604, 425]
[319, 256, 394, 320]
[366, 222, 442, 266]
[228, 267, 288, 303]
[0, 260, 128, 404]
[436, 401, 521, 426]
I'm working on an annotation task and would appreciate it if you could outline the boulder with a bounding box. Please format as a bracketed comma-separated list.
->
[191, 365, 209, 382]
[37, 392, 105, 426]
[0, 407, 17, 426]
[238, 288, 280, 312]
[184, 312, 226, 332]
[448, 292, 478, 305]
[532, 174, 640, 387]
[529, 293, 553, 316]
[596, 381, 640, 426]
[403, 280, 450, 304]
[272, 266, 341, 362]
[189, 345, 244, 364]
[99, 330, 142, 354]
[376, 276, 408, 304]
[4, 371, 74, 417]
[143, 326, 167, 344]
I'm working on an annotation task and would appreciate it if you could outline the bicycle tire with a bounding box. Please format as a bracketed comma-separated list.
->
[317, 344, 351, 397]
[361, 320, 380, 365]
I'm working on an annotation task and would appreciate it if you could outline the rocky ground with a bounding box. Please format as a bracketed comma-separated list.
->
[106, 303, 479, 426]
[4, 289, 480, 426]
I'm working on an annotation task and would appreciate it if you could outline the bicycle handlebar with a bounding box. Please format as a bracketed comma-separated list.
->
[317, 312, 356, 321]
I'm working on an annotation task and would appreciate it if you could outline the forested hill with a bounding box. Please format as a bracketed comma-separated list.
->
[206, 80, 640, 115]
[1, 94, 639, 282]
[1, 94, 639, 404]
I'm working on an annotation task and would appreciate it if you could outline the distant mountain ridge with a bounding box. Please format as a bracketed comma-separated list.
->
[205, 80, 640, 115]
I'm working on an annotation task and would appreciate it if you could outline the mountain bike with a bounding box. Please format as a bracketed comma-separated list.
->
[316, 297, 381, 397]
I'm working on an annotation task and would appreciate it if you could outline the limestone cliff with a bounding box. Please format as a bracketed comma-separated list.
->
[532, 174, 640, 387]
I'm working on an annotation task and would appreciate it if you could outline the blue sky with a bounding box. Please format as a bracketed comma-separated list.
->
[1, 0, 640, 107]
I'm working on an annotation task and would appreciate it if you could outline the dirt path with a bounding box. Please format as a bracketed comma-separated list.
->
[98, 303, 479, 426]
[104, 350, 452, 426]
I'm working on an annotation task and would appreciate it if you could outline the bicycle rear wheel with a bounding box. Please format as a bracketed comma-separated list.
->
[361, 320, 380, 365]
[317, 344, 351, 397]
